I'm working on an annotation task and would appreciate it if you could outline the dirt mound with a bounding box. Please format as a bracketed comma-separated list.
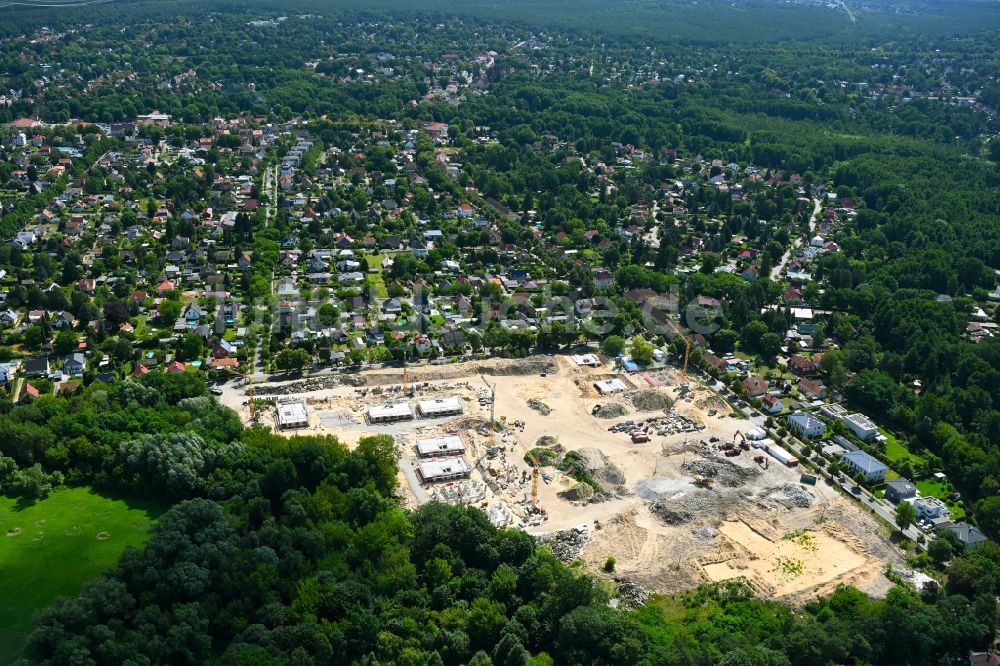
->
[614, 580, 651, 610]
[760, 483, 815, 508]
[635, 477, 690, 501]
[682, 459, 761, 488]
[527, 399, 551, 415]
[536, 526, 589, 562]
[695, 393, 729, 412]
[255, 374, 357, 396]
[594, 403, 628, 419]
[649, 500, 694, 525]
[628, 390, 674, 412]
[535, 435, 564, 455]
[576, 447, 626, 487]
[560, 482, 595, 501]
[693, 526, 719, 541]
[483, 359, 557, 376]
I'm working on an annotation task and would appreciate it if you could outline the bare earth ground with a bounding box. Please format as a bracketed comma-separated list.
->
[220, 355, 900, 603]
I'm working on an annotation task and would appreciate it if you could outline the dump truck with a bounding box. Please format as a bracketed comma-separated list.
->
[800, 473, 818, 486]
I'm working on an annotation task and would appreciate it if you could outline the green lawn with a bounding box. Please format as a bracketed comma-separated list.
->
[916, 479, 947, 498]
[367, 252, 390, 299]
[916, 478, 966, 521]
[882, 429, 926, 465]
[0, 486, 164, 662]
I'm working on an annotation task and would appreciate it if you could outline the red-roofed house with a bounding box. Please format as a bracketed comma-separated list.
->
[798, 377, 827, 399]
[761, 394, 782, 413]
[19, 382, 40, 402]
[743, 375, 768, 398]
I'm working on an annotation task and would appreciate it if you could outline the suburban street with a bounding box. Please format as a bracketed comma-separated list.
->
[771, 196, 822, 280]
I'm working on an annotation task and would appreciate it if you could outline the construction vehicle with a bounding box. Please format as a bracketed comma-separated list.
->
[800, 473, 818, 486]
[631, 432, 650, 443]
[724, 447, 740, 457]
[753, 455, 769, 469]
[693, 475, 714, 488]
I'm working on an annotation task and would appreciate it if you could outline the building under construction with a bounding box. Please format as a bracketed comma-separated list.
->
[416, 434, 466, 458]
[417, 396, 464, 418]
[417, 456, 472, 483]
[276, 399, 309, 429]
[368, 401, 414, 424]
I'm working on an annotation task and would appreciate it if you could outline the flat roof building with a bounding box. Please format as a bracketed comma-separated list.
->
[368, 401, 414, 423]
[417, 396, 464, 418]
[276, 400, 309, 429]
[842, 413, 879, 441]
[819, 403, 847, 419]
[416, 434, 466, 458]
[417, 456, 472, 483]
[595, 378, 627, 394]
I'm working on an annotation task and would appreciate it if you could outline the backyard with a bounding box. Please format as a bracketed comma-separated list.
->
[0, 486, 164, 662]
[881, 428, 926, 465]
[917, 478, 966, 521]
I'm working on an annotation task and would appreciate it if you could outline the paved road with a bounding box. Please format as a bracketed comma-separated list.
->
[829, 475, 922, 541]
[771, 197, 821, 280]
[400, 454, 431, 503]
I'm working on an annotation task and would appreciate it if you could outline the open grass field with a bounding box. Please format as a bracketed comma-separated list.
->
[0, 486, 164, 663]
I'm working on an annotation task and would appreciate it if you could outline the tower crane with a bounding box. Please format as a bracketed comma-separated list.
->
[402, 349, 409, 395]
[480, 374, 496, 449]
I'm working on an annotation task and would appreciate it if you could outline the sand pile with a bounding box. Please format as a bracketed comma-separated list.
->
[576, 447, 626, 487]
[560, 482, 595, 501]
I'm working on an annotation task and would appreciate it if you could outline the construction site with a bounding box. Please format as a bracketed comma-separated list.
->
[219, 353, 900, 603]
